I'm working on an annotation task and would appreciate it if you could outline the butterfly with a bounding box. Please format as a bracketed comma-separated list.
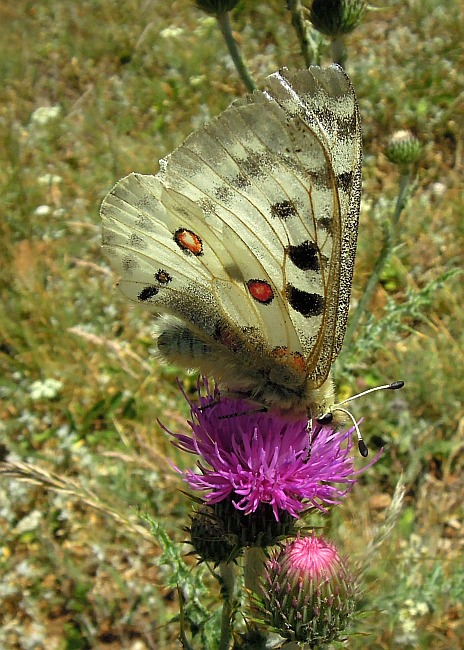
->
[101, 64, 362, 425]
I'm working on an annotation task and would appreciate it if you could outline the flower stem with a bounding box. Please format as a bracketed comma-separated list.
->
[286, 0, 320, 67]
[216, 12, 255, 93]
[242, 548, 269, 643]
[394, 169, 412, 219]
[331, 35, 347, 67]
[243, 546, 266, 596]
[218, 561, 236, 650]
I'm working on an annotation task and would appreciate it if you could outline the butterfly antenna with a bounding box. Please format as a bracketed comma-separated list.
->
[337, 380, 404, 408]
[316, 381, 404, 456]
[332, 406, 369, 457]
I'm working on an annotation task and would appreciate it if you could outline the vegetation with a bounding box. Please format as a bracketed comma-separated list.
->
[0, 1, 462, 648]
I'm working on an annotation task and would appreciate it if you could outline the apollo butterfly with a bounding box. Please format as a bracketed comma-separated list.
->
[100, 65, 362, 423]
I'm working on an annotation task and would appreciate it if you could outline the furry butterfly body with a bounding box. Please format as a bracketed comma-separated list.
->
[101, 65, 362, 421]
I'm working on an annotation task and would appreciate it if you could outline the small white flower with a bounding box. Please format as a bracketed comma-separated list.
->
[37, 173, 62, 185]
[415, 601, 430, 616]
[23, 622, 46, 650]
[130, 640, 149, 650]
[194, 16, 216, 37]
[30, 105, 61, 127]
[198, 16, 216, 28]
[103, 303, 118, 318]
[34, 205, 51, 216]
[15, 510, 43, 534]
[91, 544, 106, 562]
[98, 373, 111, 386]
[56, 424, 71, 439]
[0, 387, 9, 399]
[189, 75, 206, 87]
[30, 378, 63, 400]
[17, 409, 39, 430]
[429, 182, 446, 199]
[16, 559, 40, 578]
[160, 26, 184, 39]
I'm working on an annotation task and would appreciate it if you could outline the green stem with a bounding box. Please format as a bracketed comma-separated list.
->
[218, 562, 236, 650]
[216, 12, 255, 93]
[394, 169, 412, 223]
[331, 35, 347, 67]
[286, 0, 319, 67]
[241, 548, 268, 643]
[243, 547, 266, 596]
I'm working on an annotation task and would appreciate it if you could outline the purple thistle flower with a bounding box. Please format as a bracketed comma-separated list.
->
[162, 378, 379, 521]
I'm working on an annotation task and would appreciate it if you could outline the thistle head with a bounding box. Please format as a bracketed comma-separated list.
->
[256, 534, 359, 644]
[195, 0, 239, 15]
[310, 0, 367, 37]
[162, 378, 378, 559]
[385, 130, 422, 167]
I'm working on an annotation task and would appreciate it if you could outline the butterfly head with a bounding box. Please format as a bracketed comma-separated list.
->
[314, 381, 405, 457]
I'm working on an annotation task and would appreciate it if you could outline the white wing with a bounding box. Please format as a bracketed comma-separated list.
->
[101, 64, 361, 389]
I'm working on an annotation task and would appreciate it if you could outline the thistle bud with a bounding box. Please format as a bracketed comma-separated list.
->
[310, 0, 367, 36]
[188, 500, 297, 565]
[385, 130, 422, 166]
[188, 503, 237, 565]
[257, 534, 358, 644]
[195, 0, 239, 15]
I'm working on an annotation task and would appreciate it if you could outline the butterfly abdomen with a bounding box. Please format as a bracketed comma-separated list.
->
[155, 316, 215, 366]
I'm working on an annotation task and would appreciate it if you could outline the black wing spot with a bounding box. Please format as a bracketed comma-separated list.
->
[102, 229, 115, 245]
[308, 167, 333, 190]
[240, 153, 263, 179]
[317, 216, 333, 234]
[337, 171, 353, 192]
[286, 285, 324, 317]
[197, 198, 217, 217]
[338, 113, 358, 137]
[134, 195, 152, 209]
[138, 286, 159, 302]
[270, 200, 298, 220]
[287, 240, 321, 272]
[135, 214, 156, 231]
[155, 269, 172, 284]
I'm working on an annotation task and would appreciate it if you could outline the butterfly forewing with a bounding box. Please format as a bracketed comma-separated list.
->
[101, 65, 362, 417]
[258, 67, 362, 383]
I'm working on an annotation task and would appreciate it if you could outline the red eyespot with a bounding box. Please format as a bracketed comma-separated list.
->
[247, 279, 274, 304]
[174, 228, 203, 255]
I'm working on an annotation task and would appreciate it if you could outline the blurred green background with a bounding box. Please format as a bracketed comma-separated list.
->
[0, 1, 462, 648]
